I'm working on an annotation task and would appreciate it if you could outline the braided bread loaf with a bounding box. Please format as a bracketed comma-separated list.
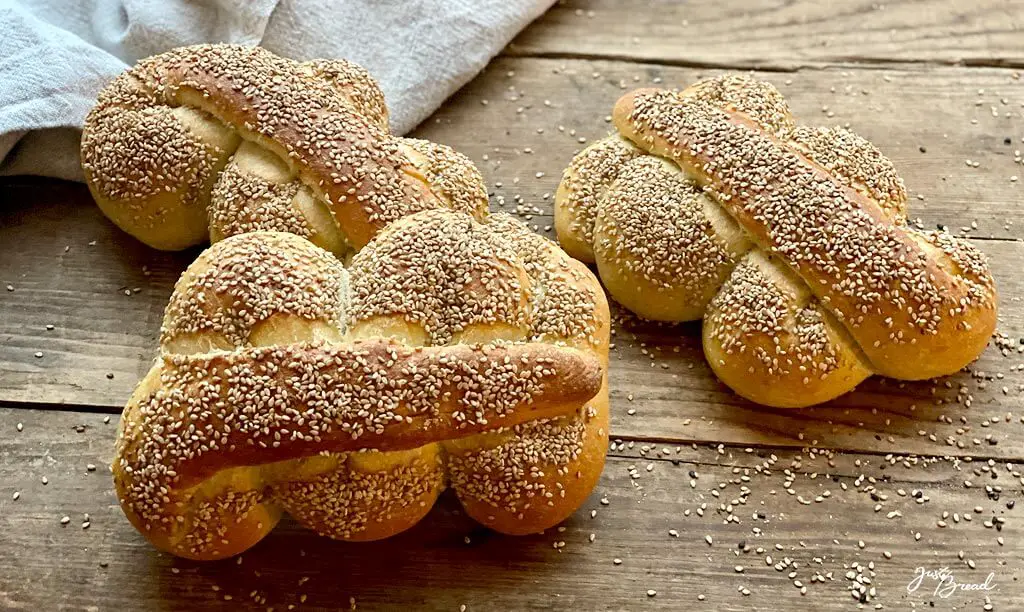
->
[556, 76, 997, 408]
[82, 45, 487, 256]
[115, 209, 610, 560]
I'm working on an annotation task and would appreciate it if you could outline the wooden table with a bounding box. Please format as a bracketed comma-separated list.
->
[2, 1, 1022, 609]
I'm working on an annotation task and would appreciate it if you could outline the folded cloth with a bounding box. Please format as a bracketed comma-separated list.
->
[0, 0, 553, 181]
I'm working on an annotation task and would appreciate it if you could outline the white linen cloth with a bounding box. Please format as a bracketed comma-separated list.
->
[0, 0, 554, 181]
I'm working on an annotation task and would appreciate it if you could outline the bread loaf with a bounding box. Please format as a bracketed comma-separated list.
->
[115, 210, 610, 559]
[81, 45, 487, 256]
[556, 76, 997, 408]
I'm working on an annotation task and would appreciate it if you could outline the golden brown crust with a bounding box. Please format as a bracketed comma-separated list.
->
[703, 252, 872, 408]
[160, 231, 349, 352]
[207, 142, 310, 241]
[82, 98, 238, 250]
[275, 448, 444, 542]
[300, 58, 390, 131]
[683, 75, 795, 135]
[785, 125, 907, 221]
[592, 155, 746, 321]
[615, 86, 996, 380]
[137, 45, 438, 250]
[82, 45, 487, 252]
[398, 138, 490, 218]
[554, 135, 642, 262]
[115, 338, 601, 506]
[115, 211, 610, 559]
[347, 210, 531, 345]
[556, 75, 997, 407]
[447, 212, 610, 534]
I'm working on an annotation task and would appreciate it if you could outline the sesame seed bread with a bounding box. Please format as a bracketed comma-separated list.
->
[114, 210, 610, 560]
[556, 76, 997, 408]
[81, 44, 488, 256]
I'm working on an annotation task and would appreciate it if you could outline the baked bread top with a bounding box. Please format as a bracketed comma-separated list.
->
[82, 44, 488, 254]
[115, 210, 610, 559]
[556, 76, 996, 407]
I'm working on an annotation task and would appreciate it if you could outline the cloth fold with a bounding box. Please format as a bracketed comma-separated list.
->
[0, 0, 553, 181]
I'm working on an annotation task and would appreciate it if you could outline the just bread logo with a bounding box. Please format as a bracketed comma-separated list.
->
[906, 567, 996, 599]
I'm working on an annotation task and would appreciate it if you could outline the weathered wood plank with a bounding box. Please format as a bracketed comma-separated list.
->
[417, 57, 1024, 458]
[3, 59, 1024, 458]
[419, 58, 1024, 242]
[0, 183, 196, 406]
[1, 408, 1019, 610]
[509, 0, 1024, 69]
[2, 182, 1021, 460]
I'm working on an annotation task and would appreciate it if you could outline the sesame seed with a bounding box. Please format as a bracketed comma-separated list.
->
[112, 209, 608, 558]
[556, 74, 995, 406]
[81, 45, 488, 254]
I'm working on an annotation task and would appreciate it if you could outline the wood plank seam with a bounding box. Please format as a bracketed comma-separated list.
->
[4, 58, 1023, 464]
[503, 48, 1024, 73]
[5, 398, 1020, 465]
[3, 407, 1018, 610]
[608, 448, 1014, 473]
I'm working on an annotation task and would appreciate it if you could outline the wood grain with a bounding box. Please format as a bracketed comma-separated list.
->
[509, 0, 1024, 69]
[3, 5, 1023, 609]
[1, 407, 1018, 611]
[0, 182, 197, 406]
[416, 57, 1024, 460]
[419, 58, 1024, 242]
[2, 60, 1023, 459]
